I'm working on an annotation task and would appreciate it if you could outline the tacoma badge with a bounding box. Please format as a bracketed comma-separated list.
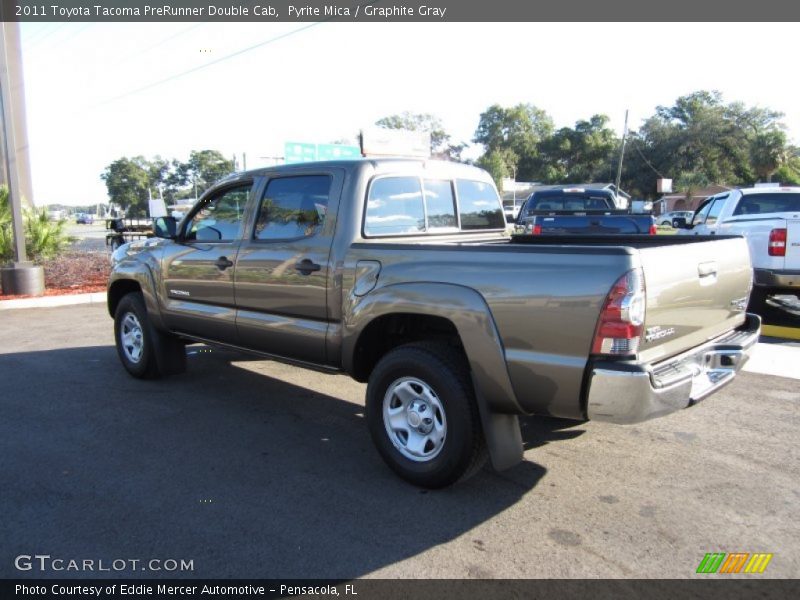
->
[645, 326, 676, 343]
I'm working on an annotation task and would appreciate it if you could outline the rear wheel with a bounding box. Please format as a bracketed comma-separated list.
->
[114, 292, 185, 379]
[747, 286, 770, 312]
[366, 342, 487, 488]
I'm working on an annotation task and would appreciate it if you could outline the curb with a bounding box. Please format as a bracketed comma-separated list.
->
[761, 324, 800, 341]
[0, 292, 106, 311]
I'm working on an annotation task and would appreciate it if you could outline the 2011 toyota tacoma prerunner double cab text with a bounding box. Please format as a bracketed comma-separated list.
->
[108, 159, 761, 488]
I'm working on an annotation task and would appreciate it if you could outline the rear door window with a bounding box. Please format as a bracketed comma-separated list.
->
[365, 177, 425, 236]
[423, 179, 458, 231]
[456, 180, 504, 230]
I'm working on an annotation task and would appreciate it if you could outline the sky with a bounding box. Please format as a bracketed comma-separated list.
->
[17, 21, 800, 206]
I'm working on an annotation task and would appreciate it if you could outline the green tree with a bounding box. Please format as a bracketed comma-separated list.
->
[773, 147, 800, 185]
[375, 112, 466, 160]
[101, 150, 234, 214]
[473, 103, 554, 181]
[620, 91, 794, 197]
[100, 156, 151, 217]
[749, 129, 787, 182]
[183, 150, 234, 195]
[476, 149, 515, 190]
[536, 115, 618, 183]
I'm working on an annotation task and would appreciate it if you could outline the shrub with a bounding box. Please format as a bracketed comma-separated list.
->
[0, 186, 73, 263]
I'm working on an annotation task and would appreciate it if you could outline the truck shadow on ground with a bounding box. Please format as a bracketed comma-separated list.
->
[519, 416, 587, 451]
[1, 345, 557, 579]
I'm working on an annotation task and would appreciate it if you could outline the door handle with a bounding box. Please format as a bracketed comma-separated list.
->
[698, 261, 718, 278]
[214, 256, 234, 270]
[294, 259, 321, 275]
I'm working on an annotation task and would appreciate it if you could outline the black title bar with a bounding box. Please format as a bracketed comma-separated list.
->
[2, 0, 800, 22]
[3, 579, 800, 600]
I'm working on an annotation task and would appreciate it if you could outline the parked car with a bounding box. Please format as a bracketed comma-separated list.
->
[658, 210, 693, 227]
[516, 188, 656, 235]
[674, 186, 800, 303]
[75, 213, 94, 224]
[108, 159, 759, 488]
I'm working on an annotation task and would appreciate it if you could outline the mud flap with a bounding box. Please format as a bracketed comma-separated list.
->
[471, 374, 524, 470]
[147, 319, 187, 376]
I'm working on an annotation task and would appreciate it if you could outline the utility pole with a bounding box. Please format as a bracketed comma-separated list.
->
[0, 21, 43, 295]
[614, 109, 629, 198]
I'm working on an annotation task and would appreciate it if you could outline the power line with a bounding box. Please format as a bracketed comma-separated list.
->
[23, 23, 66, 48]
[106, 24, 205, 70]
[95, 21, 326, 108]
[630, 137, 667, 179]
[25, 23, 93, 57]
[45, 23, 95, 48]
[91, 0, 387, 106]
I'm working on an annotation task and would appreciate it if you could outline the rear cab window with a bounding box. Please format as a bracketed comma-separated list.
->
[526, 192, 614, 214]
[733, 192, 800, 216]
[364, 175, 503, 237]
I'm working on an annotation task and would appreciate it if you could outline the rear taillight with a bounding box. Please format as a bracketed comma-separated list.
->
[768, 228, 787, 257]
[591, 268, 646, 356]
[532, 224, 542, 235]
[649, 224, 657, 235]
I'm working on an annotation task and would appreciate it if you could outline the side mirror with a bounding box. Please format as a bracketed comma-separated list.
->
[196, 226, 222, 241]
[153, 216, 177, 239]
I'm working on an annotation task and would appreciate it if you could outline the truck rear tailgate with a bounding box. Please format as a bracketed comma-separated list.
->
[636, 236, 753, 365]
[787, 219, 800, 270]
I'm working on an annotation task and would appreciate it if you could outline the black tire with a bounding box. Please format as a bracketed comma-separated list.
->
[114, 292, 186, 379]
[366, 342, 487, 488]
[747, 286, 769, 313]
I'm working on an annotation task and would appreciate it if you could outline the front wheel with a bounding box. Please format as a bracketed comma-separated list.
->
[114, 292, 185, 379]
[366, 342, 487, 488]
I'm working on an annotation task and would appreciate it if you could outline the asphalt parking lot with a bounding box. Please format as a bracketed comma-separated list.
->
[0, 304, 798, 579]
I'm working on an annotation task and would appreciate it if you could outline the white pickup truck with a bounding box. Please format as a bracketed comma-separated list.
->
[676, 186, 800, 300]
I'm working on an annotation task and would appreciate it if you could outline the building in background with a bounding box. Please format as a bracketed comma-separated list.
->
[659, 185, 733, 214]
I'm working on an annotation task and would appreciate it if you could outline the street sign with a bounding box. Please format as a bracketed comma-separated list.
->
[360, 128, 431, 158]
[284, 142, 317, 164]
[317, 143, 361, 161]
[284, 142, 361, 164]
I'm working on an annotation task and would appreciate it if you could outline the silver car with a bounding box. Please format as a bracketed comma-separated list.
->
[659, 210, 694, 227]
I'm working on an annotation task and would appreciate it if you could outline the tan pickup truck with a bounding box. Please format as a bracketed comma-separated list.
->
[107, 159, 760, 487]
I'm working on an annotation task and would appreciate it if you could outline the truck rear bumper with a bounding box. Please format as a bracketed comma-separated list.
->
[585, 314, 761, 424]
[754, 268, 800, 289]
